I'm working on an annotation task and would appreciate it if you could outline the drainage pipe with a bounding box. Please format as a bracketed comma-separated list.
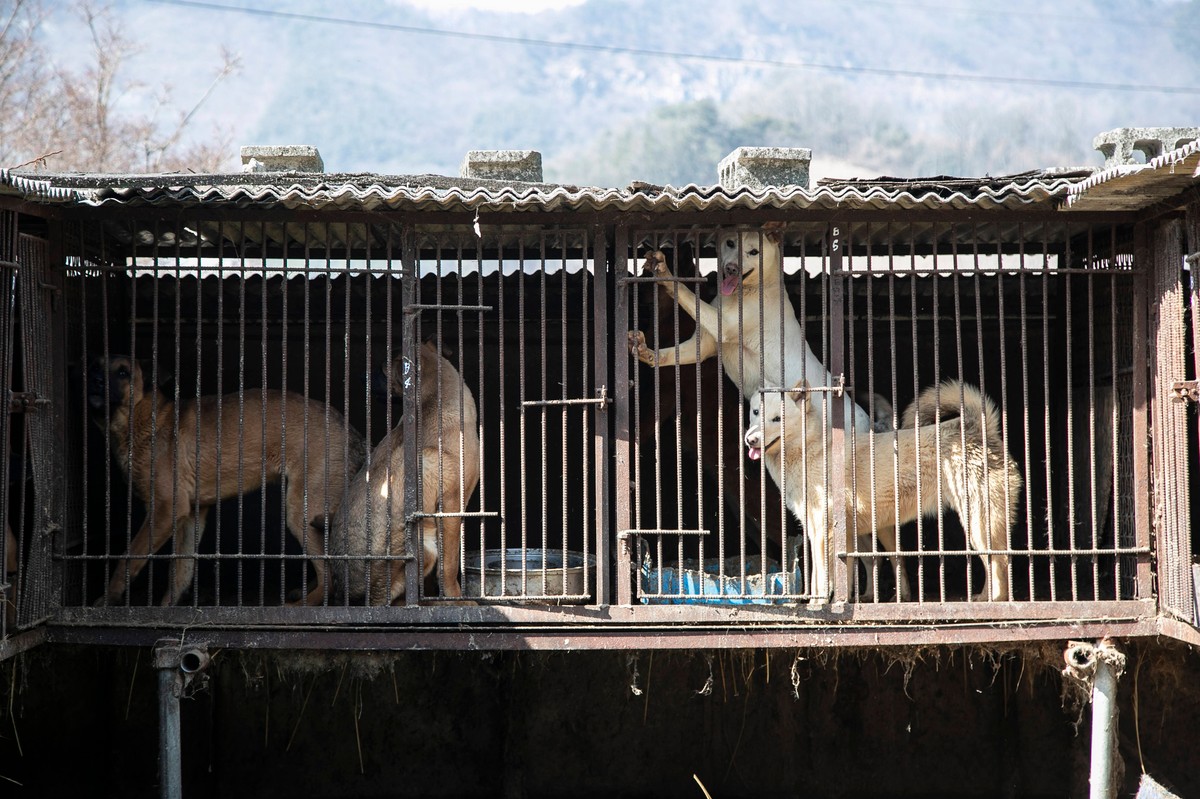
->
[153, 641, 211, 799]
[153, 642, 184, 799]
[1064, 639, 1126, 799]
[1090, 649, 1119, 799]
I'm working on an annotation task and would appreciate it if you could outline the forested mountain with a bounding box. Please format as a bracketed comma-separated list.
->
[52, 0, 1200, 184]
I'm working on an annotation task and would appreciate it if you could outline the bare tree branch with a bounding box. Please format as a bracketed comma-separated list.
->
[1, 0, 240, 173]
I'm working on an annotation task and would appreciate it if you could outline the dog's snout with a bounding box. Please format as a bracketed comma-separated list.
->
[368, 366, 391, 401]
[86, 366, 108, 408]
[744, 425, 761, 448]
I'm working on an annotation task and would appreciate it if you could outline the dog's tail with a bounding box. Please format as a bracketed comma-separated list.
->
[900, 380, 1002, 444]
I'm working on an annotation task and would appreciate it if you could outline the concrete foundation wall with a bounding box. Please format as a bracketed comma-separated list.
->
[0, 642, 1197, 798]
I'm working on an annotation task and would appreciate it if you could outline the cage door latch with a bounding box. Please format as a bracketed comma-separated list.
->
[8, 391, 50, 413]
[1171, 380, 1199, 403]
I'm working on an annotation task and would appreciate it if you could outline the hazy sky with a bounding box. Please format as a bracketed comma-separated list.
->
[398, 0, 586, 12]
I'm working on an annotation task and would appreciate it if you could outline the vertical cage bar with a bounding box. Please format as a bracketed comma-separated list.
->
[1018, 227, 1036, 600]
[828, 223, 849, 604]
[613, 224, 633, 606]
[401, 226, 421, 605]
[1041, 227, 1057, 602]
[1131, 224, 1153, 602]
[592, 226, 610, 604]
[1065, 222, 1079, 602]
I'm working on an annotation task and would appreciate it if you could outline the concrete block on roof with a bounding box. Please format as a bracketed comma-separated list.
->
[719, 147, 812, 191]
[460, 150, 543, 182]
[1093, 127, 1200, 168]
[240, 145, 324, 173]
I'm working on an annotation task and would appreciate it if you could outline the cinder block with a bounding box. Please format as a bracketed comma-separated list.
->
[718, 147, 812, 191]
[459, 150, 543, 182]
[1092, 128, 1200, 168]
[240, 145, 324, 173]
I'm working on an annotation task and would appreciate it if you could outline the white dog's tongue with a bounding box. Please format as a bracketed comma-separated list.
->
[720, 272, 738, 295]
[747, 446, 761, 461]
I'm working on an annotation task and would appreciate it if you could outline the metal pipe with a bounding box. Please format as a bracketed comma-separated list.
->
[1090, 649, 1119, 799]
[154, 640, 211, 799]
[154, 642, 183, 799]
[1065, 639, 1125, 799]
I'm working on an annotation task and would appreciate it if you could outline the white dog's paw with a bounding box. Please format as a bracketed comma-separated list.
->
[642, 250, 669, 277]
[627, 330, 655, 365]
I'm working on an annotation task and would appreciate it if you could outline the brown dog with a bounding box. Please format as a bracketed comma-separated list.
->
[88, 356, 367, 606]
[329, 342, 480, 605]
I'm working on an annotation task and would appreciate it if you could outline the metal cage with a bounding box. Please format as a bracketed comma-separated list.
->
[0, 197, 1193, 652]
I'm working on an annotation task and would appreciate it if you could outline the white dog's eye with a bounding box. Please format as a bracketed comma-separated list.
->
[746, 248, 759, 257]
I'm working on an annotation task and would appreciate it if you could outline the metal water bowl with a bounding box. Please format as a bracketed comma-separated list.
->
[463, 548, 594, 603]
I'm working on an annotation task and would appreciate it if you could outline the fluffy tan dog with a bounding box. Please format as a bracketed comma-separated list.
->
[329, 342, 480, 605]
[745, 379, 1022, 603]
[88, 356, 367, 606]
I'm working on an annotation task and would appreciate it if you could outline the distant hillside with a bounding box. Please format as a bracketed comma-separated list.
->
[87, 0, 1200, 184]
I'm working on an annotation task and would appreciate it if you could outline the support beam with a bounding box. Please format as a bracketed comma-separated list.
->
[1063, 639, 1128, 799]
[153, 640, 211, 799]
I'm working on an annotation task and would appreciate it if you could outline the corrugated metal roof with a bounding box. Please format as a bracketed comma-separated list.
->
[1066, 139, 1200, 211]
[0, 168, 84, 201]
[0, 168, 1094, 215]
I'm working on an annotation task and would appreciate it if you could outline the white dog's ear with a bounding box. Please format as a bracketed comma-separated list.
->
[762, 221, 786, 244]
[790, 379, 807, 405]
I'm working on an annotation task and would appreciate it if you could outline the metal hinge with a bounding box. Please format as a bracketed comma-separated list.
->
[8, 391, 50, 413]
[1171, 380, 1199, 403]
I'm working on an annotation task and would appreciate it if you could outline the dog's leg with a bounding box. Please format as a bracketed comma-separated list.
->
[985, 507, 1011, 602]
[284, 479, 329, 606]
[161, 507, 207, 606]
[964, 490, 1010, 602]
[100, 501, 185, 605]
[645, 251, 735, 347]
[806, 506, 831, 606]
[628, 328, 717, 368]
[436, 516, 465, 599]
[852, 534, 876, 603]
[872, 524, 911, 601]
[389, 518, 439, 605]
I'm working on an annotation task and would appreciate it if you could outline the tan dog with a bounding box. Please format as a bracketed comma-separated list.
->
[88, 356, 367, 606]
[329, 342, 480, 605]
[745, 379, 1022, 603]
[628, 224, 886, 435]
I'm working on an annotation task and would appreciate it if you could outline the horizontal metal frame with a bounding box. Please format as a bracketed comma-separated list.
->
[43, 599, 1183, 652]
[57, 598, 1153, 628]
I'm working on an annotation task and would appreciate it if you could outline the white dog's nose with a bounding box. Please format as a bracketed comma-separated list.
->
[744, 426, 763, 457]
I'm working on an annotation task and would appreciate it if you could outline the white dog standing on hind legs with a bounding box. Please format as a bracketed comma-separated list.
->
[628, 223, 890, 435]
[745, 378, 1022, 604]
